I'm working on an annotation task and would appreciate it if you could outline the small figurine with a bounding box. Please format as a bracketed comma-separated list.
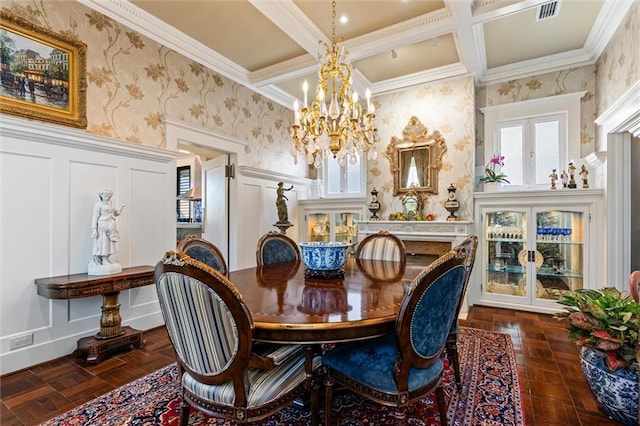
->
[274, 182, 294, 234]
[549, 169, 558, 190]
[580, 164, 589, 188]
[560, 170, 568, 188]
[568, 161, 577, 189]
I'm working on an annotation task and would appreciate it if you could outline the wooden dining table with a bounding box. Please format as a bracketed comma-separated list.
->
[228, 257, 424, 344]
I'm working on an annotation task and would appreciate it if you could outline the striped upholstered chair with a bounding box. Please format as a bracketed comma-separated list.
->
[446, 235, 478, 390]
[323, 248, 468, 426]
[177, 235, 228, 275]
[356, 230, 406, 263]
[256, 231, 301, 266]
[356, 257, 406, 282]
[155, 251, 320, 425]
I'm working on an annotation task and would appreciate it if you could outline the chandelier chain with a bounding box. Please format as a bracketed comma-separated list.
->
[290, 0, 378, 169]
[331, 0, 337, 43]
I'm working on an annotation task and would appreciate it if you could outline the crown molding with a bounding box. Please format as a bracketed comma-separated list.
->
[595, 79, 640, 137]
[372, 63, 469, 95]
[479, 49, 594, 86]
[76, 0, 297, 109]
[77, 0, 249, 84]
[237, 166, 313, 186]
[249, 55, 317, 87]
[343, 9, 456, 61]
[584, 1, 634, 60]
[480, 90, 586, 114]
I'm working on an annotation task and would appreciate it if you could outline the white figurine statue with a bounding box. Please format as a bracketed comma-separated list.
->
[88, 189, 126, 275]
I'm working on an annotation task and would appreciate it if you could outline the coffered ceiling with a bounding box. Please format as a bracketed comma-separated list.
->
[80, 0, 632, 109]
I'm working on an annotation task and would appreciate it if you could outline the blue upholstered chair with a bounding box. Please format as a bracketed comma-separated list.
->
[323, 248, 468, 426]
[177, 235, 228, 275]
[256, 231, 301, 266]
[155, 251, 320, 425]
[446, 235, 478, 390]
[356, 230, 406, 262]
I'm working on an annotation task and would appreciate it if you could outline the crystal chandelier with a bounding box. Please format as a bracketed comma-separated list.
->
[290, 0, 378, 169]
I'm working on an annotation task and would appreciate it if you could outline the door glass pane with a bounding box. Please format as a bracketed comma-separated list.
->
[534, 120, 560, 185]
[499, 125, 523, 186]
[535, 210, 584, 300]
[334, 212, 359, 244]
[307, 213, 329, 242]
[485, 211, 527, 297]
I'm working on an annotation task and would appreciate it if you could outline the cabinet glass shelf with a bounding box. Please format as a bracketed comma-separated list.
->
[486, 238, 584, 245]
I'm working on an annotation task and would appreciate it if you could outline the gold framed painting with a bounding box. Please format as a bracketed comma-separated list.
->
[0, 11, 87, 128]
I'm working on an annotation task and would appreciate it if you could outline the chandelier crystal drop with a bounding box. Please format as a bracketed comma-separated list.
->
[290, 0, 378, 169]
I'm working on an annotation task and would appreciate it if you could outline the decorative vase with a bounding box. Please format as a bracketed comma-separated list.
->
[579, 347, 639, 425]
[484, 182, 500, 192]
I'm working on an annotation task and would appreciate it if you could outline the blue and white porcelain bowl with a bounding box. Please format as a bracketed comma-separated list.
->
[299, 242, 350, 272]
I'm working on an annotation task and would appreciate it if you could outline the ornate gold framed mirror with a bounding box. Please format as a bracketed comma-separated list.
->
[384, 116, 447, 196]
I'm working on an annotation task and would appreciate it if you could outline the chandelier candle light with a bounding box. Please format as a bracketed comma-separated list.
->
[291, 0, 378, 168]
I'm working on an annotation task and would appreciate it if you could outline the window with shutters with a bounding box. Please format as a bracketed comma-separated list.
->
[176, 166, 191, 222]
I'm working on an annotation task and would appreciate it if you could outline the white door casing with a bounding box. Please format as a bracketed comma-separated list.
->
[202, 155, 229, 261]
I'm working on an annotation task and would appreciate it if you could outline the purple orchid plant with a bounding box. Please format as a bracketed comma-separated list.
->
[479, 154, 510, 184]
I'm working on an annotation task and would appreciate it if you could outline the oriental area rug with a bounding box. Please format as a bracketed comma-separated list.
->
[41, 328, 524, 426]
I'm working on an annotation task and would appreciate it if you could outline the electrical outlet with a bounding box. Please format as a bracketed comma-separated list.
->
[9, 333, 34, 350]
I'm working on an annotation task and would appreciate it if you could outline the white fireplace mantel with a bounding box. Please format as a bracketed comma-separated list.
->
[357, 220, 473, 245]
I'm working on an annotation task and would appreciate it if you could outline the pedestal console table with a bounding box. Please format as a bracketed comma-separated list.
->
[35, 266, 155, 363]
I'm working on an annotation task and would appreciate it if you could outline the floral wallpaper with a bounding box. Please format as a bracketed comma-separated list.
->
[480, 65, 597, 159]
[3, 0, 307, 177]
[369, 76, 476, 221]
[595, 1, 639, 121]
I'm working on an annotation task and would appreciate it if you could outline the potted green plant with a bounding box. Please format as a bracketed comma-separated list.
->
[554, 287, 639, 425]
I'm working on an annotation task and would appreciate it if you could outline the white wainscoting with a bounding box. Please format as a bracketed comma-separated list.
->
[235, 166, 312, 270]
[0, 116, 177, 374]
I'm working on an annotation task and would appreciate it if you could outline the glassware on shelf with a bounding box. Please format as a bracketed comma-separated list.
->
[536, 227, 573, 241]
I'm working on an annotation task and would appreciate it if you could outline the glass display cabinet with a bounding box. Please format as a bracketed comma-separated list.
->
[472, 189, 604, 314]
[298, 198, 367, 252]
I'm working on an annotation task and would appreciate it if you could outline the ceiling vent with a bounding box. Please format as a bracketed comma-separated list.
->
[536, 1, 561, 21]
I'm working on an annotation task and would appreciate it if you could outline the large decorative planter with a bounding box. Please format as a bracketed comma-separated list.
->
[580, 347, 639, 425]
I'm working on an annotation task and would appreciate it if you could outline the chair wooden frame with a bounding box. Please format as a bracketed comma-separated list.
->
[155, 251, 318, 425]
[256, 231, 301, 266]
[177, 235, 228, 275]
[356, 230, 407, 262]
[447, 235, 478, 390]
[324, 249, 468, 426]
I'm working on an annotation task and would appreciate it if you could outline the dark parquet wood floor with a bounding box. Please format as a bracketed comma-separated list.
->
[0, 305, 622, 425]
